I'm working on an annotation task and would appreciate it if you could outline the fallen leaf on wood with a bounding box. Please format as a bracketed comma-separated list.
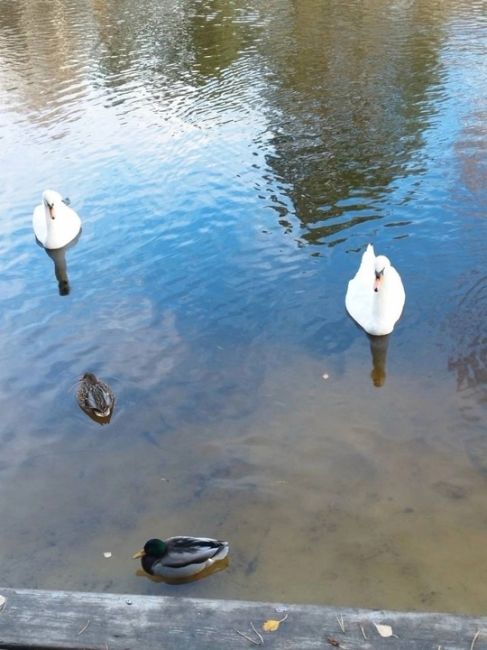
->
[375, 623, 395, 638]
[262, 613, 288, 632]
[263, 619, 280, 632]
[327, 637, 340, 647]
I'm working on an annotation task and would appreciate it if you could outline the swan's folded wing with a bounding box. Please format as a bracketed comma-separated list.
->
[346, 277, 372, 329]
[33, 204, 47, 244]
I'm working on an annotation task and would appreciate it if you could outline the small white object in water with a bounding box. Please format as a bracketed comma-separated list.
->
[322, 373, 329, 380]
[103, 552, 112, 558]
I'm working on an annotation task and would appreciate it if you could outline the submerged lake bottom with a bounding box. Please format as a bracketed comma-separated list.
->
[1, 336, 485, 615]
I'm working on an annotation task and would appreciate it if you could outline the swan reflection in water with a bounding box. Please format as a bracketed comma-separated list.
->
[368, 333, 390, 387]
[37, 230, 81, 296]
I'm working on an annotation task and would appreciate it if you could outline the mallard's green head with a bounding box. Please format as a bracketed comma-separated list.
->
[144, 538, 167, 557]
[133, 538, 167, 560]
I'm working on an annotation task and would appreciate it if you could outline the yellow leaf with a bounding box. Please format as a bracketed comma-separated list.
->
[262, 614, 288, 632]
[263, 619, 280, 632]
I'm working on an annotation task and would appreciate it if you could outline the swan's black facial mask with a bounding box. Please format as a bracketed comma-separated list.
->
[44, 200, 56, 219]
[374, 269, 384, 292]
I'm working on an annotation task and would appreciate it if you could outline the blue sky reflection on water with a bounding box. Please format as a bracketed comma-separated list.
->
[0, 0, 486, 613]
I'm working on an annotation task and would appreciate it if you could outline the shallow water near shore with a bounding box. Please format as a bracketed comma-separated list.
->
[0, 0, 486, 614]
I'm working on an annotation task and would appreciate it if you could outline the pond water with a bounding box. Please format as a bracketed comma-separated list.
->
[0, 0, 486, 614]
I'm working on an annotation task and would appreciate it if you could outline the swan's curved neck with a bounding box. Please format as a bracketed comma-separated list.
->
[373, 271, 392, 309]
[44, 203, 56, 227]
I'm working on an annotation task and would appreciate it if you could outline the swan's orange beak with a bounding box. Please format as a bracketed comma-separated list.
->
[374, 271, 383, 292]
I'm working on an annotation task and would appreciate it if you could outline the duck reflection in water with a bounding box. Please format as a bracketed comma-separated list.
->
[368, 333, 390, 387]
[37, 230, 81, 296]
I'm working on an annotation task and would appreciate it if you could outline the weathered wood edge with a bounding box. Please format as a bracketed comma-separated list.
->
[0, 587, 486, 650]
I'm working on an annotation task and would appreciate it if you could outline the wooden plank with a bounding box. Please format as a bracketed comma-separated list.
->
[0, 587, 486, 650]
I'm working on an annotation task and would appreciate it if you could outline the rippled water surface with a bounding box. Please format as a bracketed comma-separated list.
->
[0, 0, 486, 613]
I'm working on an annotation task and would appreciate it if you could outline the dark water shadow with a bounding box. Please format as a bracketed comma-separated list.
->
[36, 230, 82, 296]
[257, 1, 447, 247]
[447, 274, 487, 474]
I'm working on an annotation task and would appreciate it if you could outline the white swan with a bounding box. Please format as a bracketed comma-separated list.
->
[345, 244, 405, 336]
[33, 190, 81, 250]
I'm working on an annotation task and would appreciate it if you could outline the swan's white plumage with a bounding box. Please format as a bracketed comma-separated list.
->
[345, 244, 405, 336]
[33, 190, 81, 249]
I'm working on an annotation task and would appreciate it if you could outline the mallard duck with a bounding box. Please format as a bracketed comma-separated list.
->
[345, 244, 405, 336]
[77, 373, 115, 419]
[33, 189, 81, 250]
[133, 537, 229, 578]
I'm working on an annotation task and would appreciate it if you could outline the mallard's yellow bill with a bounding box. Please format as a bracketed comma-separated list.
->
[132, 549, 145, 559]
